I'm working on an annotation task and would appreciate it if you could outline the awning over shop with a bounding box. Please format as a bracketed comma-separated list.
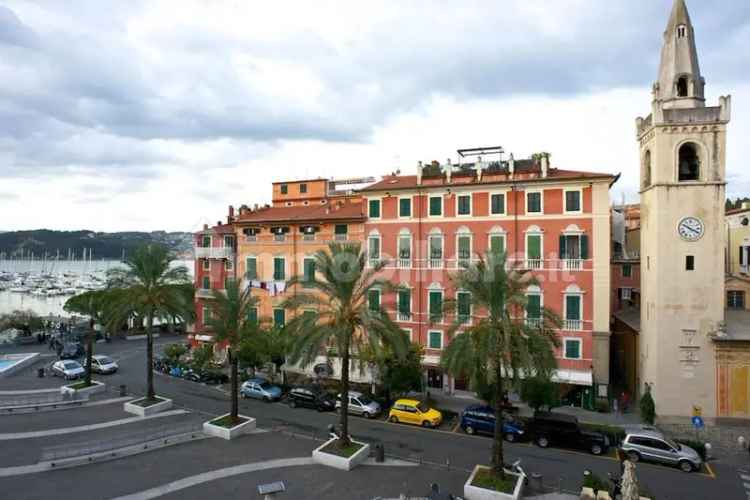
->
[553, 369, 593, 387]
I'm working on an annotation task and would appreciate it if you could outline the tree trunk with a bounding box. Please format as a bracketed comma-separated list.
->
[492, 360, 506, 479]
[85, 318, 94, 387]
[339, 337, 351, 447]
[146, 314, 155, 400]
[230, 348, 239, 421]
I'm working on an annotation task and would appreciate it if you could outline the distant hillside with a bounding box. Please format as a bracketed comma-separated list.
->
[0, 230, 194, 260]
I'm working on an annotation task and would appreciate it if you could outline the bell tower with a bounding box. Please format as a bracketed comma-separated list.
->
[636, 0, 731, 419]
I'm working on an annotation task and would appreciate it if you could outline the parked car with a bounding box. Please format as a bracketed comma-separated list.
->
[87, 355, 118, 374]
[59, 342, 85, 359]
[51, 360, 85, 380]
[288, 386, 336, 412]
[335, 391, 381, 419]
[530, 411, 609, 455]
[389, 399, 443, 428]
[199, 370, 229, 385]
[459, 405, 526, 442]
[620, 429, 702, 472]
[240, 378, 283, 402]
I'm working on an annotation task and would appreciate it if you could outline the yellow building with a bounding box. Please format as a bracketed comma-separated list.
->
[726, 203, 750, 276]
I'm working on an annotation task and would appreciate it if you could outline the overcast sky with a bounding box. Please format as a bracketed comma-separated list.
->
[1, 0, 749, 232]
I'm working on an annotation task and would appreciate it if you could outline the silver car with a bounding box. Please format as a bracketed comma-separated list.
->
[51, 360, 85, 380]
[88, 355, 118, 374]
[620, 429, 702, 472]
[335, 391, 380, 419]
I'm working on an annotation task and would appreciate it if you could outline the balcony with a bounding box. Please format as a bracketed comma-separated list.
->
[398, 258, 411, 269]
[564, 319, 583, 331]
[196, 288, 226, 299]
[525, 259, 542, 270]
[194, 246, 234, 259]
[526, 318, 543, 328]
[562, 259, 583, 271]
[397, 312, 412, 322]
[428, 258, 443, 269]
[334, 234, 348, 241]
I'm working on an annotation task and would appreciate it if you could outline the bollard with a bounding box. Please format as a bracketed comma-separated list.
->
[119, 385, 127, 397]
[374, 443, 385, 463]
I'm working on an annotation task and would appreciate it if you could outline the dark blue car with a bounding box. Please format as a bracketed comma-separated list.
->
[460, 405, 526, 442]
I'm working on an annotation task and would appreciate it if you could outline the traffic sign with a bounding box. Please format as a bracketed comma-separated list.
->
[692, 416, 704, 429]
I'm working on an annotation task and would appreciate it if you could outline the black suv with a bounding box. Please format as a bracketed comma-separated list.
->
[530, 411, 609, 455]
[288, 386, 336, 412]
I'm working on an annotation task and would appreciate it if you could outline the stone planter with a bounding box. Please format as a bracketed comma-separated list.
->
[61, 381, 105, 398]
[312, 437, 371, 471]
[464, 466, 524, 500]
[124, 397, 173, 417]
[203, 414, 256, 440]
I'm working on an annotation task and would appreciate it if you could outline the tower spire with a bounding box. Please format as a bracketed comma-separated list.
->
[654, 0, 704, 109]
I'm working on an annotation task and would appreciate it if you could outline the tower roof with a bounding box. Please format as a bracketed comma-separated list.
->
[655, 0, 704, 109]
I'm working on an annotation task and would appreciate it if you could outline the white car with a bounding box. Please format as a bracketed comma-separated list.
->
[88, 355, 118, 374]
[51, 360, 85, 380]
[335, 391, 381, 419]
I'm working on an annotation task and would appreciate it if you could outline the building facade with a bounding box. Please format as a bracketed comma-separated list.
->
[360, 155, 616, 400]
[637, 0, 732, 419]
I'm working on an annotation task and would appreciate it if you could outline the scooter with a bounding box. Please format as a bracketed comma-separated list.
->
[504, 459, 528, 485]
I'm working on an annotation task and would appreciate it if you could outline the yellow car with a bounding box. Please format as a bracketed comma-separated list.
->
[388, 399, 443, 428]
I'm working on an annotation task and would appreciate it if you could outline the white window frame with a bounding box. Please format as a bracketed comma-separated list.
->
[397, 231, 412, 268]
[368, 233, 381, 267]
[526, 190, 544, 215]
[455, 231, 473, 268]
[397, 286, 413, 322]
[428, 232, 444, 268]
[273, 256, 286, 281]
[201, 235, 212, 248]
[620, 287, 632, 301]
[223, 235, 234, 247]
[367, 198, 382, 220]
[303, 256, 316, 284]
[563, 338, 583, 360]
[489, 190, 508, 216]
[245, 256, 258, 280]
[428, 195, 444, 218]
[401, 328, 413, 343]
[398, 196, 413, 219]
[488, 232, 506, 255]
[525, 290, 543, 327]
[202, 306, 211, 326]
[456, 290, 472, 325]
[525, 231, 544, 269]
[563, 187, 583, 215]
[427, 329, 444, 350]
[563, 293, 583, 331]
[202, 259, 210, 271]
[428, 287, 444, 323]
[455, 193, 473, 217]
[273, 307, 286, 327]
[368, 288, 382, 311]
[225, 259, 233, 271]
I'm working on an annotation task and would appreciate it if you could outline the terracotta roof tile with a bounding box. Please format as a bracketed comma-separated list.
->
[236, 202, 365, 224]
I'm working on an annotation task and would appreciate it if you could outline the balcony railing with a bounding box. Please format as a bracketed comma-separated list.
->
[196, 289, 214, 299]
[244, 235, 257, 242]
[194, 246, 234, 259]
[526, 318, 542, 328]
[398, 258, 411, 269]
[274, 234, 286, 242]
[564, 319, 583, 331]
[397, 312, 412, 322]
[428, 258, 443, 269]
[334, 234, 348, 241]
[562, 259, 583, 271]
[368, 258, 381, 268]
[302, 234, 315, 242]
[525, 259, 542, 270]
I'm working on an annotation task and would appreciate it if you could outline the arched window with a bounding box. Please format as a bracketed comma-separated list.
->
[678, 143, 701, 181]
[643, 150, 651, 188]
[677, 77, 689, 98]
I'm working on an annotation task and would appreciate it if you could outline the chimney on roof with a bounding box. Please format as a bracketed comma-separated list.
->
[446, 158, 452, 183]
[203, 224, 208, 230]
[508, 153, 515, 176]
[476, 156, 484, 182]
[228, 205, 235, 224]
[216, 221, 222, 227]
[417, 161, 423, 186]
[541, 154, 549, 178]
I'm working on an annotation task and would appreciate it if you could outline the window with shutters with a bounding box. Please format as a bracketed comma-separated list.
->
[728, 291, 745, 309]
[526, 293, 542, 327]
[559, 234, 588, 270]
[273, 308, 285, 327]
[280, 184, 288, 195]
[564, 294, 582, 331]
[202, 259, 210, 271]
[247, 307, 258, 325]
[399, 197, 412, 218]
[457, 234, 472, 267]
[397, 289, 411, 321]
[429, 290, 443, 322]
[368, 289, 381, 313]
[489, 234, 505, 256]
[368, 235, 381, 266]
[457, 291, 471, 324]
[526, 191, 543, 213]
[564, 189, 582, 213]
[299, 183, 307, 194]
[457, 194, 471, 216]
[202, 276, 210, 290]
[428, 330, 443, 349]
[245, 257, 257, 280]
[490, 193, 506, 215]
[334, 224, 348, 241]
[273, 257, 285, 281]
[526, 233, 542, 269]
[398, 233, 411, 267]
[368, 199, 381, 219]
[429, 196, 443, 217]
[428, 233, 443, 268]
[303, 258, 315, 288]
[201, 235, 211, 248]
[564, 338, 582, 359]
[622, 263, 632, 278]
[202, 306, 211, 325]
[225, 259, 233, 271]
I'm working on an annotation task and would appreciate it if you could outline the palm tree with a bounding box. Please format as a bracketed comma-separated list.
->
[440, 251, 561, 480]
[206, 277, 263, 423]
[281, 242, 408, 447]
[63, 290, 110, 387]
[106, 245, 193, 401]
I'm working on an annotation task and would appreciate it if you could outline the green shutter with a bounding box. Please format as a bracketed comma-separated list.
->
[429, 331, 442, 349]
[369, 237, 380, 259]
[430, 236, 442, 259]
[458, 236, 470, 258]
[368, 290, 380, 312]
[458, 292, 471, 320]
[527, 193, 541, 213]
[527, 235, 541, 259]
[490, 235, 505, 255]
[398, 290, 411, 315]
[429, 197, 442, 216]
[565, 340, 581, 359]
[559, 235, 567, 259]
[245, 258, 257, 280]
[527, 294, 541, 319]
[566, 295, 581, 320]
[202, 235, 211, 247]
[369, 199, 381, 218]
[273, 258, 285, 281]
[491, 194, 505, 214]
[458, 195, 470, 215]
[247, 308, 258, 325]
[273, 309, 285, 327]
[399, 198, 411, 217]
[304, 259, 315, 287]
[335, 224, 348, 235]
[429, 291, 443, 321]
[580, 235, 589, 260]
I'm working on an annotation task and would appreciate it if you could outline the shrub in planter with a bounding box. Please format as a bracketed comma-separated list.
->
[640, 385, 656, 425]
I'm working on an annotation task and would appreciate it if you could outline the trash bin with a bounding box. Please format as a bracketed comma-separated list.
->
[374, 443, 385, 463]
[37, 367, 45, 378]
[119, 385, 127, 397]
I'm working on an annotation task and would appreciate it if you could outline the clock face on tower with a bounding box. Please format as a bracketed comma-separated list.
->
[677, 216, 704, 242]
